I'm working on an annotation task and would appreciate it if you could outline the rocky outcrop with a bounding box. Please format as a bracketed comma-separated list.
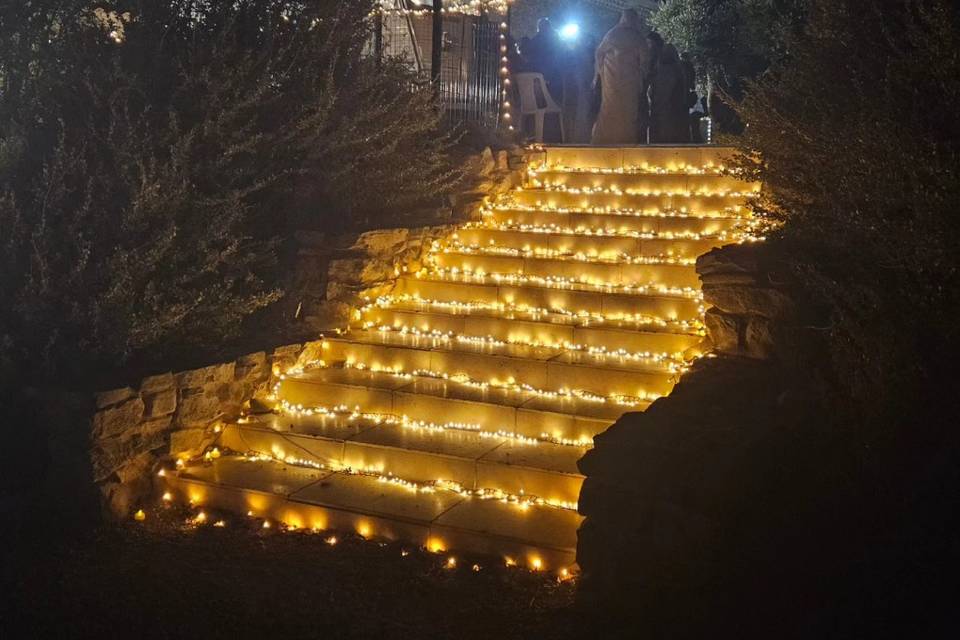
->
[575, 355, 822, 628]
[575, 242, 815, 629]
[90, 343, 314, 520]
[698, 243, 796, 360]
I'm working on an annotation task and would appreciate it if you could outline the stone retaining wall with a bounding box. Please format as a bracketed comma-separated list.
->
[294, 147, 532, 330]
[91, 146, 533, 521]
[91, 344, 321, 520]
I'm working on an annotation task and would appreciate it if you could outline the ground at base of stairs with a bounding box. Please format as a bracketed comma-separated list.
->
[6, 507, 586, 640]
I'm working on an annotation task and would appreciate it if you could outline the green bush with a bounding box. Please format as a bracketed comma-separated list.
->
[732, 0, 960, 427]
[651, 0, 807, 93]
[0, 1, 462, 385]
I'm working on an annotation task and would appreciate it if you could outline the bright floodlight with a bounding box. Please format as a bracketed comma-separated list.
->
[559, 23, 580, 40]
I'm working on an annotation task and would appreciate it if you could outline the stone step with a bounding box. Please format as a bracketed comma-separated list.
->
[526, 168, 757, 194]
[276, 366, 630, 444]
[431, 250, 702, 289]
[359, 301, 704, 355]
[218, 414, 585, 505]
[394, 274, 703, 321]
[486, 206, 748, 236]
[164, 456, 580, 572]
[535, 144, 736, 171]
[511, 187, 752, 214]
[316, 330, 678, 399]
[453, 226, 728, 259]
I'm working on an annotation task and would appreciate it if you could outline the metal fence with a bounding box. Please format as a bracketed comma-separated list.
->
[376, 9, 503, 128]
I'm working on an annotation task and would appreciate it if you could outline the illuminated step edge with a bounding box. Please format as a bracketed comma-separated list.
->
[522, 182, 760, 199]
[267, 398, 594, 448]
[529, 162, 733, 177]
[394, 276, 704, 322]
[510, 189, 753, 213]
[429, 250, 702, 290]
[525, 168, 757, 193]
[314, 334, 679, 399]
[219, 416, 585, 505]
[358, 304, 704, 356]
[352, 324, 693, 368]
[483, 207, 750, 236]
[415, 266, 704, 299]
[487, 201, 752, 219]
[358, 295, 705, 337]
[275, 367, 630, 443]
[453, 226, 736, 259]
[294, 361, 662, 409]
[164, 457, 579, 572]
[535, 144, 738, 171]
[323, 328, 685, 371]
[436, 241, 701, 266]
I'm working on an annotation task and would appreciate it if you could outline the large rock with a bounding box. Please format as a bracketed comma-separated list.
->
[169, 428, 213, 457]
[703, 283, 795, 318]
[175, 362, 235, 390]
[140, 372, 174, 393]
[143, 387, 176, 417]
[576, 356, 822, 629]
[92, 396, 144, 440]
[95, 387, 137, 410]
[175, 390, 220, 426]
[351, 228, 409, 255]
[704, 308, 742, 354]
[235, 352, 268, 384]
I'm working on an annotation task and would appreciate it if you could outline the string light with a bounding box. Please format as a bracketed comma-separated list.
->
[358, 294, 705, 333]
[165, 146, 765, 572]
[277, 399, 595, 448]
[299, 360, 659, 407]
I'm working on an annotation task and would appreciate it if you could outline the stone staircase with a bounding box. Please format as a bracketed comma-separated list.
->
[163, 145, 760, 575]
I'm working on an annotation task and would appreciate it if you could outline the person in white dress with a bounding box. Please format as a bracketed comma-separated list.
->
[591, 9, 651, 145]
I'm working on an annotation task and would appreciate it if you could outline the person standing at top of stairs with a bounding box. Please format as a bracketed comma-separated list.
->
[591, 10, 651, 145]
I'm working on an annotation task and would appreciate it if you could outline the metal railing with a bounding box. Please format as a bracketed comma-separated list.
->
[376, 8, 503, 128]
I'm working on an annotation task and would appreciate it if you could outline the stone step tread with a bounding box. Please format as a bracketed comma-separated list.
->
[401, 273, 702, 301]
[321, 330, 679, 374]
[486, 206, 751, 220]
[362, 299, 702, 337]
[283, 367, 634, 422]
[458, 223, 734, 241]
[436, 249, 700, 270]
[227, 415, 585, 476]
[171, 457, 582, 554]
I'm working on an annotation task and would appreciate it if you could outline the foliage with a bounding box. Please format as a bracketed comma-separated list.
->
[0, 0, 462, 385]
[651, 0, 807, 92]
[731, 0, 960, 429]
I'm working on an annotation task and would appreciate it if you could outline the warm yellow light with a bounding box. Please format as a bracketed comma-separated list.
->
[214, 520, 226, 528]
[161, 492, 173, 502]
[427, 537, 446, 553]
[325, 536, 338, 546]
[194, 511, 207, 524]
[445, 556, 457, 569]
[530, 557, 543, 571]
[262, 520, 271, 529]
[133, 509, 146, 522]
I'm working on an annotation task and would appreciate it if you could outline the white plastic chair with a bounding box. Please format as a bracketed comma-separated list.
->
[514, 72, 565, 143]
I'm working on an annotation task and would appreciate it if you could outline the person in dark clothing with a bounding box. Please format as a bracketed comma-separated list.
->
[522, 18, 563, 104]
[639, 31, 665, 144]
[650, 44, 691, 143]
